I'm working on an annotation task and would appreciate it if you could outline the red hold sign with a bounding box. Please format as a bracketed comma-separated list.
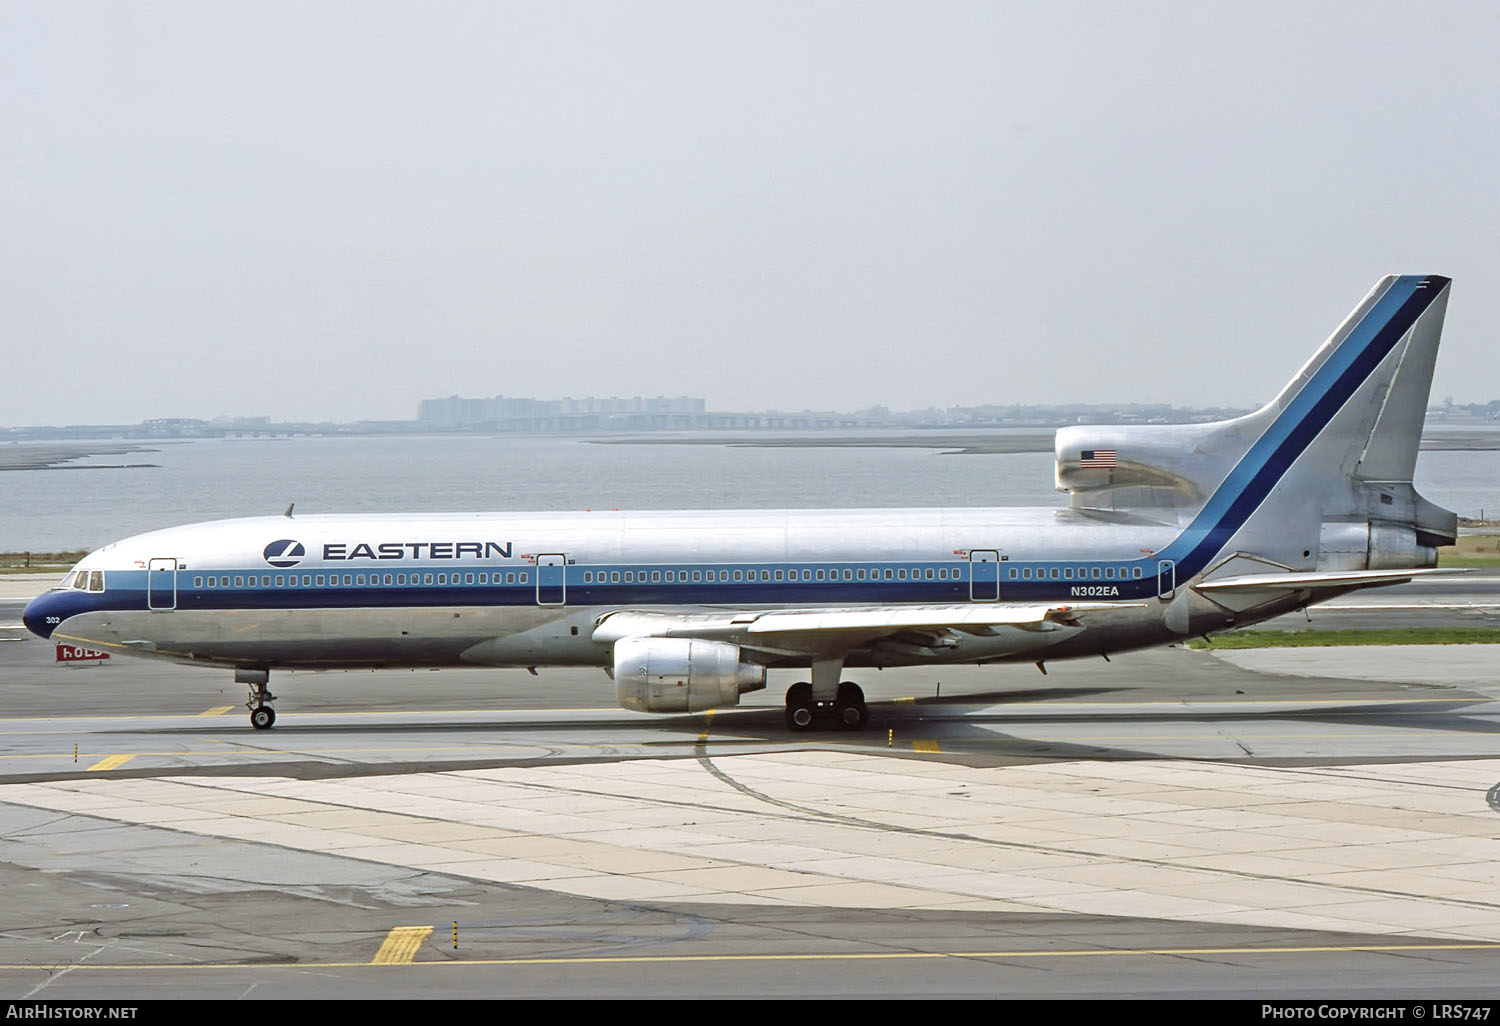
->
[56, 644, 110, 663]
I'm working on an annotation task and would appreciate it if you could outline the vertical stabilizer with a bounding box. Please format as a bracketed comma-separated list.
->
[1058, 275, 1456, 575]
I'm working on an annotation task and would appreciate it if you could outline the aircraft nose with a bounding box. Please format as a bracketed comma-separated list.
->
[22, 593, 58, 639]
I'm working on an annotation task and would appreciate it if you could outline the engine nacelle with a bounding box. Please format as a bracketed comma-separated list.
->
[614, 637, 766, 714]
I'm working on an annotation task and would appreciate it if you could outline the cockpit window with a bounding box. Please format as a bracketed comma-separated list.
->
[59, 570, 105, 592]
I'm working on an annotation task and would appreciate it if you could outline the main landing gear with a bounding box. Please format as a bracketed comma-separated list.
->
[785, 656, 869, 731]
[237, 669, 276, 730]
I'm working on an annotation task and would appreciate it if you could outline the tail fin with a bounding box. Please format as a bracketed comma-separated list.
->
[1057, 275, 1456, 575]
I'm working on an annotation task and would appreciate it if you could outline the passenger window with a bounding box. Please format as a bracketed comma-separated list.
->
[1105, 567, 1115, 579]
[315, 575, 325, 586]
[733, 571, 743, 582]
[774, 570, 784, 581]
[1050, 568, 1060, 580]
[652, 571, 661, 582]
[235, 576, 245, 587]
[519, 572, 528, 583]
[302, 575, 311, 586]
[1133, 567, 1143, 579]
[1023, 568, 1033, 580]
[883, 569, 893, 580]
[464, 573, 473, 585]
[343, 575, 353, 586]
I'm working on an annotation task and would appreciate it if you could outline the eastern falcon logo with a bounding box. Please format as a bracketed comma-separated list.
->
[263, 540, 306, 568]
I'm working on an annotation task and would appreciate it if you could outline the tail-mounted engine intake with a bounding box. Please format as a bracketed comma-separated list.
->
[614, 637, 767, 714]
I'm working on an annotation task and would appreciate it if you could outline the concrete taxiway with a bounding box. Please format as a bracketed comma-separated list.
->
[2, 575, 1500, 998]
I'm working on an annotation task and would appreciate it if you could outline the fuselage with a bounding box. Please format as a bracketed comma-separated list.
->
[24, 506, 1208, 672]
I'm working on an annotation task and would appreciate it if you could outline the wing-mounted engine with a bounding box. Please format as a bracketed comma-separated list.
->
[614, 637, 767, 714]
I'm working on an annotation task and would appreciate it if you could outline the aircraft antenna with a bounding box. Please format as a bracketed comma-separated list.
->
[283, 503, 295, 518]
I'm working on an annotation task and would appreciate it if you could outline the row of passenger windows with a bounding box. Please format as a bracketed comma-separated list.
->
[188, 564, 1149, 590]
[1011, 565, 1145, 580]
[194, 571, 531, 589]
[579, 566, 965, 584]
[577, 565, 1145, 583]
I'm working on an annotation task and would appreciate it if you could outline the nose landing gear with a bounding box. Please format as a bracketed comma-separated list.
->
[236, 668, 276, 730]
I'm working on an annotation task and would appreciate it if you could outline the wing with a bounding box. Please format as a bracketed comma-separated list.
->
[592, 601, 1134, 659]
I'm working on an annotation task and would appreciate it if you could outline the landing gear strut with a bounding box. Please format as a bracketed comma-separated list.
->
[237, 668, 276, 730]
[784, 673, 868, 732]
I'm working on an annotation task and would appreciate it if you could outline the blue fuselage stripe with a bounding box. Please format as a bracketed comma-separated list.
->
[1160, 276, 1436, 575]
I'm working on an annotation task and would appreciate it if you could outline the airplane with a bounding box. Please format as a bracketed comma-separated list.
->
[23, 274, 1460, 732]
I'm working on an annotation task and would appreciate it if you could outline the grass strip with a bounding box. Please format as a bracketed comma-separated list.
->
[1189, 627, 1500, 649]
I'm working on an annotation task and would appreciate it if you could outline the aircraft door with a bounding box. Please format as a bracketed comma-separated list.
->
[1157, 559, 1176, 600]
[147, 558, 177, 610]
[536, 554, 567, 605]
[969, 550, 1000, 602]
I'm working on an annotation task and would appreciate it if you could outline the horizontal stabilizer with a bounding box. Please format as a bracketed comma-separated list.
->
[1195, 567, 1466, 595]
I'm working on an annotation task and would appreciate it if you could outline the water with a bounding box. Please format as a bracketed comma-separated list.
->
[1, 434, 1495, 552]
[0, 435, 1064, 552]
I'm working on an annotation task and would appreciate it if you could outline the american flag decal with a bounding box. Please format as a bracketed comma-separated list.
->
[1080, 449, 1117, 468]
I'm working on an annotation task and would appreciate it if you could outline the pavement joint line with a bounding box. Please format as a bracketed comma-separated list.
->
[14, 750, 1500, 916]
[371, 926, 434, 964]
[5, 942, 1500, 972]
[654, 755, 1500, 915]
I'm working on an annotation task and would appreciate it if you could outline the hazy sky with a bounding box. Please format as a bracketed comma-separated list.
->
[4, 1, 1497, 425]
